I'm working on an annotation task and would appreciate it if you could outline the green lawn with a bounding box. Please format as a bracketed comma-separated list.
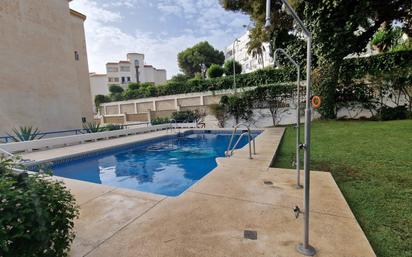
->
[273, 120, 412, 257]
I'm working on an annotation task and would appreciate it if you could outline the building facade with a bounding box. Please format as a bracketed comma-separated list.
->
[106, 53, 167, 88]
[0, 0, 93, 135]
[224, 31, 273, 74]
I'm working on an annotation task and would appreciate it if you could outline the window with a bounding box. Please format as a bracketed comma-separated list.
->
[120, 66, 130, 72]
[107, 67, 118, 72]
[127, 77, 131, 82]
[108, 77, 114, 82]
[121, 77, 126, 84]
[74, 51, 80, 61]
[114, 77, 119, 82]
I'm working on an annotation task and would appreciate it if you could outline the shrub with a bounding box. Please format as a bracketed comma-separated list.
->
[224, 60, 242, 75]
[128, 83, 140, 91]
[82, 122, 102, 133]
[151, 117, 170, 125]
[171, 110, 205, 123]
[209, 104, 228, 128]
[102, 124, 123, 131]
[377, 105, 409, 121]
[108, 85, 124, 94]
[207, 64, 224, 78]
[7, 126, 43, 142]
[94, 95, 111, 111]
[0, 158, 79, 257]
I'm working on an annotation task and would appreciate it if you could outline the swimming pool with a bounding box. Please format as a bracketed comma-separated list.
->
[50, 130, 259, 196]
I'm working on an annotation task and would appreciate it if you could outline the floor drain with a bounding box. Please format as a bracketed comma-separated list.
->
[244, 230, 257, 240]
[264, 180, 273, 185]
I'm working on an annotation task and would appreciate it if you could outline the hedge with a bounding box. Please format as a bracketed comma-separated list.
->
[104, 67, 297, 102]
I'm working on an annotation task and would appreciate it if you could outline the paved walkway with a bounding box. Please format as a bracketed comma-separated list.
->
[27, 128, 376, 257]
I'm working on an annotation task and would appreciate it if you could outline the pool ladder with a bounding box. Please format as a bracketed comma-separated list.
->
[166, 119, 179, 134]
[226, 123, 256, 159]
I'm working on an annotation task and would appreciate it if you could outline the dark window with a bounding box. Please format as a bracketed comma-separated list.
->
[82, 117, 86, 123]
[121, 77, 126, 84]
[127, 77, 131, 82]
[74, 51, 80, 61]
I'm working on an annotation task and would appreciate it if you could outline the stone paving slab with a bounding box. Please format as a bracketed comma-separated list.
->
[24, 127, 375, 257]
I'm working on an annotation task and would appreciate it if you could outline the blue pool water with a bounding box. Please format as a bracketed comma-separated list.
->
[51, 131, 259, 196]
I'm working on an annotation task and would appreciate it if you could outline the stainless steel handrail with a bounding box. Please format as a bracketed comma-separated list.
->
[167, 119, 177, 133]
[226, 123, 256, 159]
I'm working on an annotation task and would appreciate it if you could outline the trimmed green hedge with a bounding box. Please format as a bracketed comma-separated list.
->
[105, 67, 297, 102]
[340, 50, 412, 80]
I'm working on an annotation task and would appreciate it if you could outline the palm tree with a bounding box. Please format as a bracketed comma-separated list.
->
[247, 25, 268, 69]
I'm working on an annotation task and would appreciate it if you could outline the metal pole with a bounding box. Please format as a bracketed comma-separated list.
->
[274, 48, 302, 189]
[266, 0, 315, 255]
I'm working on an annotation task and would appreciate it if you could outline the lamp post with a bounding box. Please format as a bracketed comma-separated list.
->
[266, 0, 315, 256]
[232, 38, 240, 93]
[134, 59, 140, 83]
[274, 48, 302, 189]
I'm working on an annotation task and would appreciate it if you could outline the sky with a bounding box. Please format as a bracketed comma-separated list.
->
[69, 0, 251, 78]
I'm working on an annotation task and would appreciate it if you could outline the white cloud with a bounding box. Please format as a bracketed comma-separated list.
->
[70, 0, 249, 78]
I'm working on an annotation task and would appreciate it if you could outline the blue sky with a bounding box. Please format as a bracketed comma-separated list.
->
[69, 0, 251, 78]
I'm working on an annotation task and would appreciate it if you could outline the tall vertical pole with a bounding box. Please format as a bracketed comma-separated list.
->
[266, 0, 316, 255]
[296, 66, 302, 189]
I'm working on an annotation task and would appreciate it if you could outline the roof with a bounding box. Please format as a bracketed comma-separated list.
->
[119, 61, 131, 64]
[106, 62, 118, 65]
[70, 9, 86, 21]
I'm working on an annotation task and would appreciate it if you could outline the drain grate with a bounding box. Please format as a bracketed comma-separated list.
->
[244, 230, 258, 240]
[263, 180, 273, 185]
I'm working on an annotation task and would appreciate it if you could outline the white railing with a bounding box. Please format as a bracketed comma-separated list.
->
[0, 123, 196, 154]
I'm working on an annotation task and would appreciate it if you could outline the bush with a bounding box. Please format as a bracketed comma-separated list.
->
[0, 158, 79, 257]
[171, 110, 205, 123]
[128, 83, 140, 91]
[207, 64, 224, 78]
[224, 60, 242, 75]
[377, 105, 409, 121]
[108, 85, 124, 94]
[151, 117, 170, 125]
[94, 95, 111, 111]
[102, 124, 123, 131]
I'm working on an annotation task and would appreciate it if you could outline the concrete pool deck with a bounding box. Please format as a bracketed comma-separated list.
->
[22, 127, 376, 257]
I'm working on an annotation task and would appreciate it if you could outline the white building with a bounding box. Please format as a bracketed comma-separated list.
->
[106, 53, 167, 87]
[89, 53, 167, 113]
[224, 31, 273, 74]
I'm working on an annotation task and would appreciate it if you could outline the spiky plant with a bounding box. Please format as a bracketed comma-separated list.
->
[8, 126, 43, 142]
[82, 122, 102, 133]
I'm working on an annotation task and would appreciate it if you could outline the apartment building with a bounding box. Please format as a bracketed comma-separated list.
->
[0, 0, 93, 134]
[106, 53, 167, 88]
[224, 31, 273, 74]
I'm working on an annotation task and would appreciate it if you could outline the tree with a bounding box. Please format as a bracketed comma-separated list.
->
[209, 104, 229, 128]
[371, 26, 403, 53]
[220, 94, 253, 124]
[251, 84, 294, 126]
[177, 41, 225, 77]
[169, 74, 191, 83]
[94, 94, 111, 112]
[224, 60, 242, 76]
[220, 0, 412, 118]
[207, 64, 224, 78]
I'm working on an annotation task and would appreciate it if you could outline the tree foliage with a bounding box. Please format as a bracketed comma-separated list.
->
[220, 0, 412, 118]
[207, 64, 224, 78]
[177, 41, 225, 77]
[223, 60, 243, 75]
